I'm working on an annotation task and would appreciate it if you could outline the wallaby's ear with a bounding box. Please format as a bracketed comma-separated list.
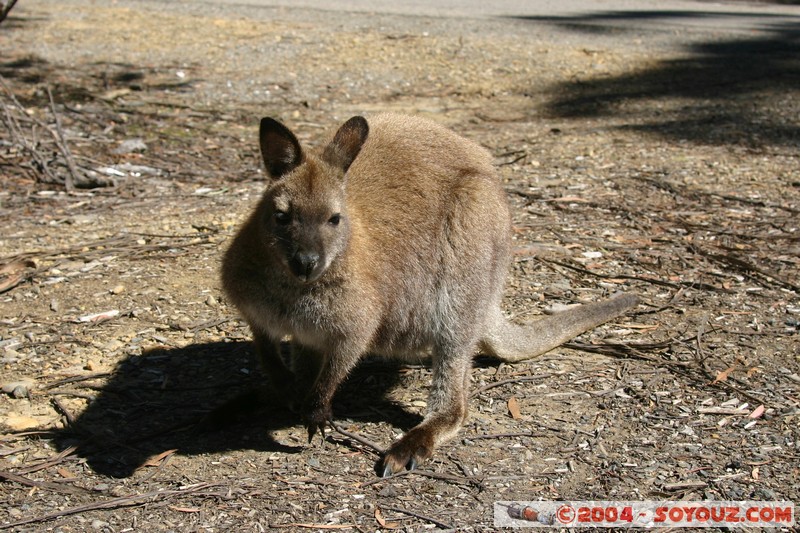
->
[322, 116, 369, 174]
[259, 117, 303, 179]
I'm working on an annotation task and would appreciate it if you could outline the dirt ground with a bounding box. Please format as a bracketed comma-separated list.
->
[1, 0, 799, 531]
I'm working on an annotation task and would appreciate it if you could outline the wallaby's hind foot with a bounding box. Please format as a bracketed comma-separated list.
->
[380, 426, 434, 477]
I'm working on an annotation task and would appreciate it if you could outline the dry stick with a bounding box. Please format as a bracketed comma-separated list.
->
[692, 245, 800, 293]
[381, 505, 455, 530]
[0, 0, 19, 24]
[0, 90, 59, 185]
[15, 445, 78, 475]
[709, 192, 800, 216]
[0, 483, 222, 530]
[0, 233, 214, 273]
[51, 397, 77, 426]
[562, 340, 693, 368]
[470, 373, 559, 398]
[46, 87, 79, 191]
[540, 257, 731, 293]
[330, 421, 385, 455]
[468, 431, 546, 440]
[0, 469, 90, 496]
[43, 373, 112, 390]
[359, 468, 475, 489]
[273, 524, 356, 530]
[1, 77, 78, 188]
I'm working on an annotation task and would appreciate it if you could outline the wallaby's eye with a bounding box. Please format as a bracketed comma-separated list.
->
[328, 214, 342, 226]
[274, 211, 291, 225]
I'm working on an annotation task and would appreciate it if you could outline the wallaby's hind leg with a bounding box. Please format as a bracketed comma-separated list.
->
[380, 339, 474, 477]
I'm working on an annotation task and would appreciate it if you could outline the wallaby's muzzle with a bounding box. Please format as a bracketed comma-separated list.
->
[289, 249, 324, 283]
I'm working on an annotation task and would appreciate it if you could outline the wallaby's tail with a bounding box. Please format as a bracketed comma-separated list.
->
[479, 293, 639, 363]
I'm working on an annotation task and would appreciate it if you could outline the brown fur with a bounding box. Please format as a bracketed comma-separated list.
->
[221, 114, 639, 476]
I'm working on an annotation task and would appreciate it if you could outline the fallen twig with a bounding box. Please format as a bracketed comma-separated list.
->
[380, 505, 455, 530]
[0, 468, 90, 496]
[0, 482, 223, 530]
[540, 257, 731, 293]
[51, 397, 78, 426]
[471, 373, 560, 398]
[467, 431, 546, 440]
[691, 244, 800, 292]
[330, 421, 385, 455]
[0, 0, 19, 25]
[15, 445, 78, 476]
[47, 87, 79, 191]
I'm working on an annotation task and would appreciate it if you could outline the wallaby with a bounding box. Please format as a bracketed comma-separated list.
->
[221, 113, 639, 477]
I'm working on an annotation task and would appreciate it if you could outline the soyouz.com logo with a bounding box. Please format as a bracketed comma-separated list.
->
[493, 501, 795, 528]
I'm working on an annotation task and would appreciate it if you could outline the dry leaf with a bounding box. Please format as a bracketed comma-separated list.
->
[712, 364, 738, 384]
[508, 397, 522, 420]
[375, 508, 401, 529]
[139, 448, 178, 469]
[286, 524, 355, 530]
[749, 405, 766, 419]
[752, 466, 760, 480]
[0, 259, 36, 293]
[375, 508, 386, 528]
[57, 467, 76, 479]
[550, 195, 588, 203]
[747, 367, 761, 377]
[168, 505, 202, 513]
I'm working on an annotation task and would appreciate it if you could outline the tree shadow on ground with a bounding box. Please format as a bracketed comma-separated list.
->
[54, 341, 419, 478]
[513, 11, 800, 147]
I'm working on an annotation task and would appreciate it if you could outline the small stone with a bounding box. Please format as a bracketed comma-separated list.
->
[110, 284, 125, 295]
[2, 379, 34, 397]
[113, 138, 147, 154]
[206, 295, 218, 307]
[103, 339, 124, 352]
[379, 485, 398, 497]
[4, 414, 41, 431]
[91, 519, 110, 530]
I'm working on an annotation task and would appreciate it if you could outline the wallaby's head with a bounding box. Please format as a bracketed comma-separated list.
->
[255, 116, 369, 284]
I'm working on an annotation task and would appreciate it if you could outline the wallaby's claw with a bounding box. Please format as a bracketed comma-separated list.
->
[306, 421, 326, 443]
[305, 403, 332, 444]
[380, 428, 433, 476]
[380, 450, 422, 477]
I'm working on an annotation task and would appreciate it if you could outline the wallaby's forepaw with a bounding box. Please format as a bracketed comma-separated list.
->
[305, 403, 332, 443]
[380, 428, 434, 477]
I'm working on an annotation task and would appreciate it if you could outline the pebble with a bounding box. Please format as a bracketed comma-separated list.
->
[110, 284, 126, 295]
[112, 138, 147, 154]
[2, 379, 35, 397]
[378, 485, 398, 497]
[4, 414, 42, 431]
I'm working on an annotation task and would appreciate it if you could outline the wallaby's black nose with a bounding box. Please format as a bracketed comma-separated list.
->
[290, 251, 320, 280]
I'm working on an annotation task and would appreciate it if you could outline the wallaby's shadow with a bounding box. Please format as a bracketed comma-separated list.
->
[54, 341, 420, 478]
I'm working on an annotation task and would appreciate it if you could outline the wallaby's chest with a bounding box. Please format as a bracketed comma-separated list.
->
[247, 276, 352, 348]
